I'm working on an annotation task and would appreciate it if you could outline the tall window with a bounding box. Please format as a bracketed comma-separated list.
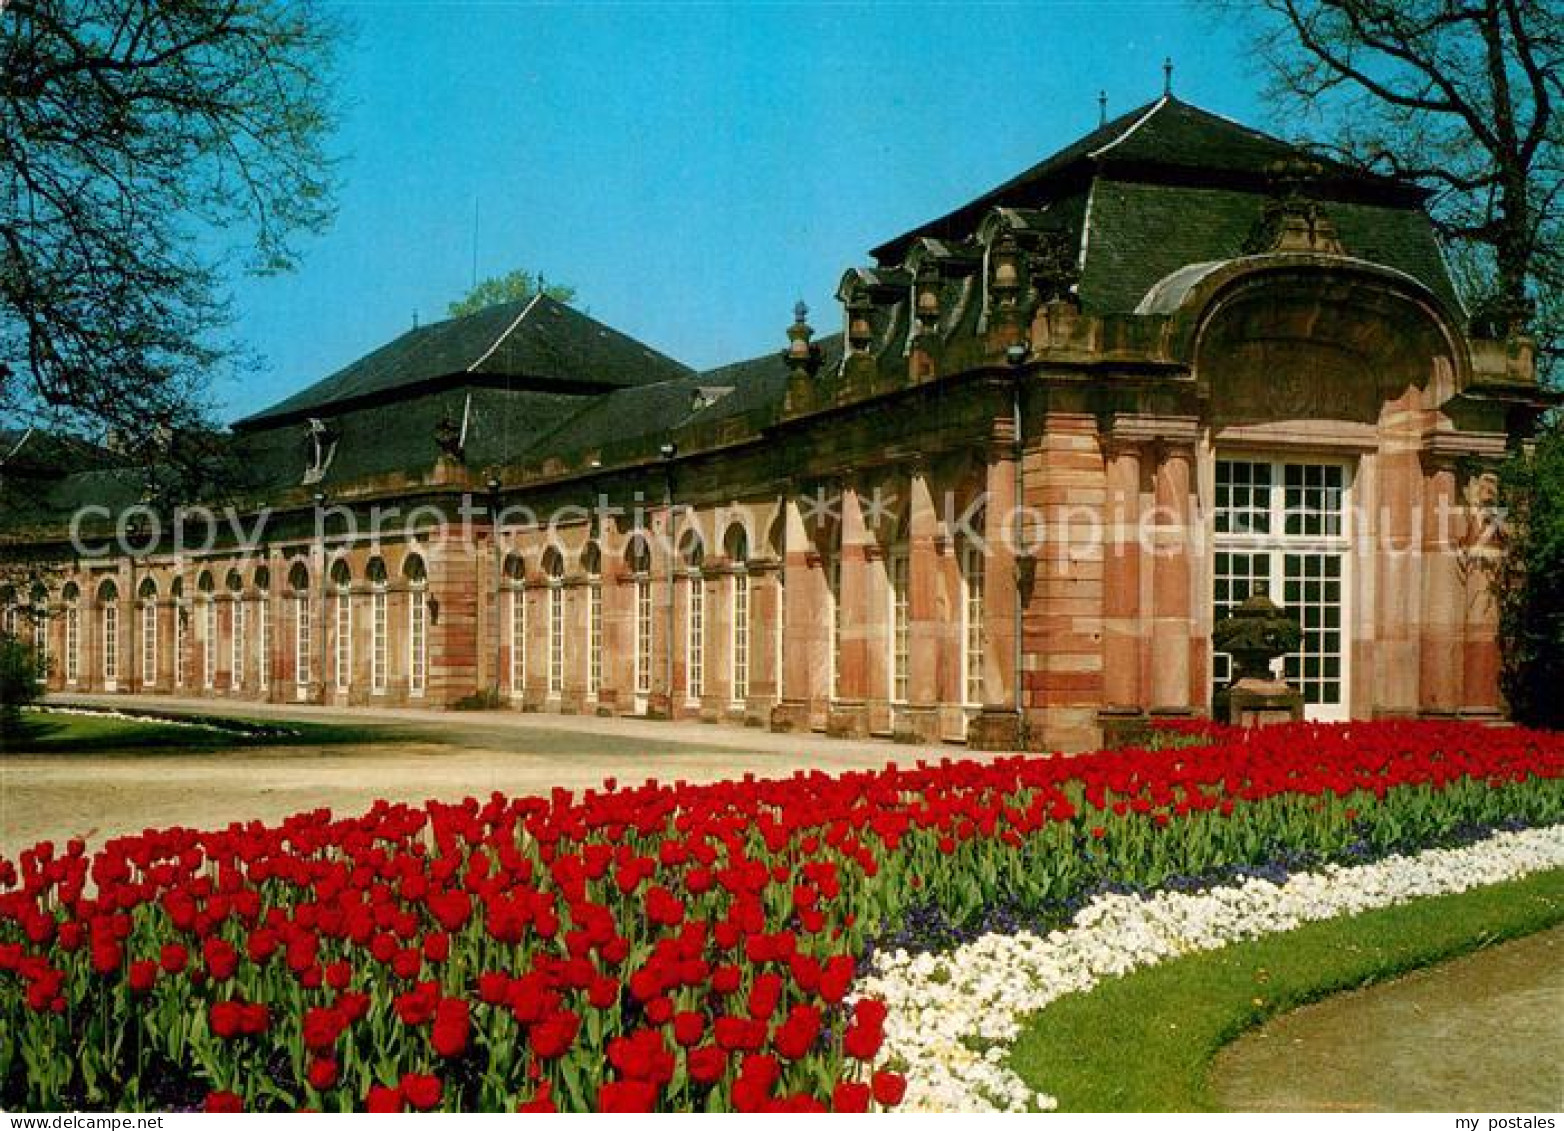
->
[64, 584, 80, 685]
[1, 591, 15, 639]
[329, 561, 351, 692]
[30, 585, 48, 678]
[368, 559, 388, 694]
[139, 579, 158, 686]
[889, 548, 910, 704]
[290, 564, 311, 696]
[99, 580, 119, 689]
[683, 537, 705, 703]
[961, 538, 986, 707]
[583, 543, 602, 699]
[629, 538, 652, 697]
[726, 527, 749, 706]
[255, 570, 270, 692]
[1213, 458, 1351, 719]
[406, 555, 428, 697]
[228, 574, 245, 690]
[544, 549, 565, 697]
[171, 579, 185, 689]
[199, 574, 216, 691]
[504, 554, 525, 696]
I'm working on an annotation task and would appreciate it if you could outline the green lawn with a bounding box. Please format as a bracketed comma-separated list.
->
[1008, 867, 1564, 1112]
[2, 709, 391, 753]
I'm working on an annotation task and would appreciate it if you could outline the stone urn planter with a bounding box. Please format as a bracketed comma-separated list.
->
[1212, 591, 1305, 727]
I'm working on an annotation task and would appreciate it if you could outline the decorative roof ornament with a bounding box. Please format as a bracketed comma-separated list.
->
[1245, 157, 1346, 256]
[434, 413, 464, 462]
[783, 300, 823, 377]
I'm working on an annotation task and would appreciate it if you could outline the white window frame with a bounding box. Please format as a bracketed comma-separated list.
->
[508, 585, 525, 696]
[634, 574, 652, 698]
[586, 576, 602, 699]
[889, 549, 910, 705]
[102, 594, 119, 690]
[141, 597, 157, 686]
[731, 567, 749, 706]
[686, 570, 704, 705]
[231, 595, 245, 690]
[961, 540, 986, 708]
[547, 582, 564, 698]
[1212, 455, 1354, 722]
[202, 596, 216, 690]
[173, 598, 185, 689]
[335, 583, 352, 692]
[257, 590, 270, 691]
[409, 583, 427, 697]
[294, 593, 310, 698]
[370, 582, 387, 694]
[65, 598, 81, 686]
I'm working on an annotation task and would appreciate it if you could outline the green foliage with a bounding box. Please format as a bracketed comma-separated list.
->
[0, 633, 43, 735]
[1008, 869, 1564, 1111]
[1496, 420, 1564, 728]
[448, 270, 577, 319]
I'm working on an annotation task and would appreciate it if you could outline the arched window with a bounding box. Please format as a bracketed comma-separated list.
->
[198, 571, 216, 690]
[63, 582, 81, 685]
[98, 578, 120, 689]
[725, 525, 750, 706]
[682, 533, 705, 703]
[405, 554, 428, 697]
[227, 571, 245, 690]
[960, 527, 986, 708]
[138, 578, 158, 686]
[542, 547, 565, 697]
[626, 536, 653, 698]
[367, 558, 388, 694]
[288, 562, 311, 696]
[330, 559, 352, 692]
[503, 553, 525, 696]
[254, 568, 271, 691]
[582, 542, 602, 698]
[170, 577, 186, 688]
[29, 583, 49, 675]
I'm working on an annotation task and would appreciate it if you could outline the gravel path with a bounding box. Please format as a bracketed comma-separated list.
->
[1, 693, 984, 862]
[1214, 926, 1564, 1112]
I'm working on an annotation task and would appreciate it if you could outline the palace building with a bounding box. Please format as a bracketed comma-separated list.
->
[0, 97, 1550, 751]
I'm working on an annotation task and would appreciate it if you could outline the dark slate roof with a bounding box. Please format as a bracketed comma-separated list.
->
[235, 295, 693, 430]
[1081, 180, 1464, 315]
[526, 334, 846, 465]
[872, 96, 1420, 264]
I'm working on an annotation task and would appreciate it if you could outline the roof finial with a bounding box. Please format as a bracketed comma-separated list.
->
[793, 299, 809, 325]
[412, 309, 419, 330]
[1163, 57, 1174, 97]
[1098, 90, 1108, 127]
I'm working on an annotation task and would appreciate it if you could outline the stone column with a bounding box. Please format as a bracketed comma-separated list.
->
[970, 426, 1021, 749]
[829, 485, 871, 738]
[771, 494, 819, 732]
[1418, 455, 1463, 715]
[899, 467, 942, 742]
[1101, 437, 1144, 711]
[1149, 438, 1195, 715]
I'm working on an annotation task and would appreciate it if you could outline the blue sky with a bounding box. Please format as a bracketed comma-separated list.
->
[217, 0, 1269, 421]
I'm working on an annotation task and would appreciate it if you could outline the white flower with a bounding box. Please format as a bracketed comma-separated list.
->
[856, 824, 1564, 1113]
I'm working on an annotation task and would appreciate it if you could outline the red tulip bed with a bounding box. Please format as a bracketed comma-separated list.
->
[1, 720, 1560, 1113]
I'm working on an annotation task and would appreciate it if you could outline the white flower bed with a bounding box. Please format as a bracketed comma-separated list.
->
[857, 824, 1564, 1112]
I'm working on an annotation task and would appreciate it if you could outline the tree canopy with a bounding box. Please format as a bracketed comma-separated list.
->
[0, 0, 342, 453]
[448, 270, 578, 319]
[1220, 0, 1561, 381]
